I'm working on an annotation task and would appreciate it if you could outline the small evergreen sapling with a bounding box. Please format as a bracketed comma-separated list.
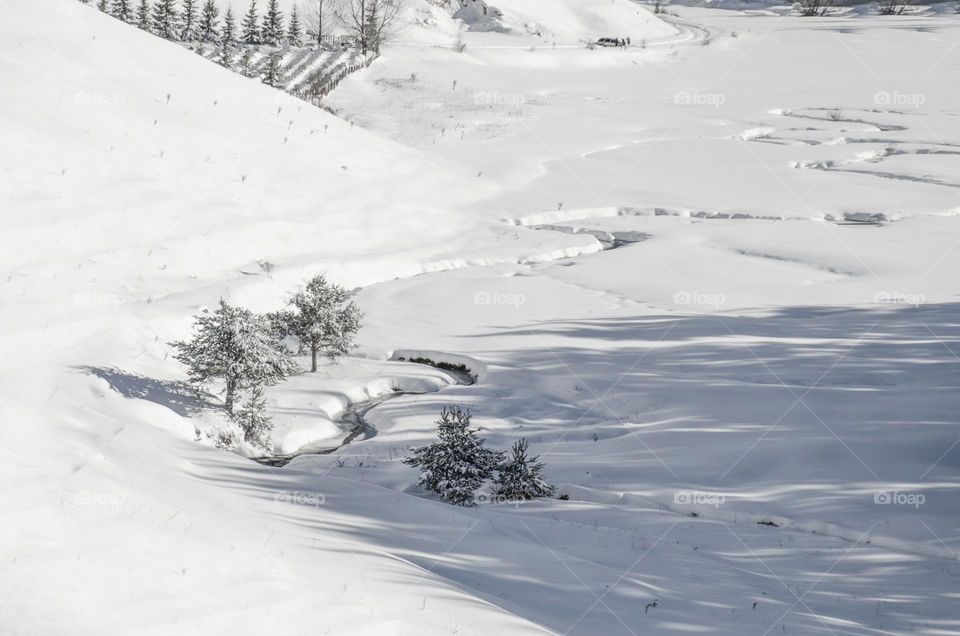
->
[233, 385, 272, 449]
[171, 299, 299, 414]
[403, 406, 505, 506]
[260, 51, 284, 87]
[491, 438, 555, 502]
[217, 45, 233, 68]
[239, 48, 255, 76]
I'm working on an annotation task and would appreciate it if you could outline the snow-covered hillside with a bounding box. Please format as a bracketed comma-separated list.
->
[3, 0, 959, 634]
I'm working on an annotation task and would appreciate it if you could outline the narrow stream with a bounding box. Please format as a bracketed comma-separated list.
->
[253, 363, 475, 468]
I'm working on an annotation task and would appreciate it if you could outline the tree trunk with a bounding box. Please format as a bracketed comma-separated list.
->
[317, 1, 323, 45]
[225, 377, 236, 415]
[311, 341, 318, 372]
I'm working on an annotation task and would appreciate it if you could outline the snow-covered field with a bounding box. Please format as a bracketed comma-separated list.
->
[2, 0, 959, 634]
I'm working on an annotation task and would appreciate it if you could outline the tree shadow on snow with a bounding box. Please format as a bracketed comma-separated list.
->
[76, 365, 218, 416]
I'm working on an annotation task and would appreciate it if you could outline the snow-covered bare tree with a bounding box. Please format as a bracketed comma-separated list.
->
[261, 0, 285, 45]
[241, 0, 261, 43]
[152, 0, 180, 38]
[403, 406, 505, 506]
[136, 0, 151, 30]
[795, 0, 832, 16]
[171, 299, 299, 415]
[287, 4, 303, 46]
[303, 0, 335, 45]
[272, 274, 362, 372]
[877, 0, 913, 14]
[199, 0, 220, 41]
[233, 385, 272, 449]
[491, 438, 555, 502]
[180, 0, 200, 40]
[111, 0, 133, 22]
[343, 0, 404, 55]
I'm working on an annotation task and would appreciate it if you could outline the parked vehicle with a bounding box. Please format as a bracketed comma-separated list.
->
[596, 37, 621, 47]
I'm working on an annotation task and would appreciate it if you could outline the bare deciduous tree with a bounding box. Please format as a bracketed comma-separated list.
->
[343, 0, 404, 55]
[303, 0, 338, 45]
[795, 0, 833, 16]
[877, 0, 913, 14]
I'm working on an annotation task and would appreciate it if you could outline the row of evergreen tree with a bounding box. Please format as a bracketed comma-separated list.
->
[81, 0, 308, 48]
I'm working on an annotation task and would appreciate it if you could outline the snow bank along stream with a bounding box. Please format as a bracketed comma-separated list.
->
[253, 355, 477, 468]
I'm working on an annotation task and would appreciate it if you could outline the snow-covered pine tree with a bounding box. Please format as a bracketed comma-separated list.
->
[403, 406, 505, 506]
[136, 0, 151, 30]
[97, 0, 109, 11]
[260, 0, 284, 46]
[199, 0, 219, 41]
[272, 274, 362, 372]
[180, 0, 200, 41]
[111, 0, 133, 21]
[233, 385, 272, 449]
[171, 299, 300, 415]
[216, 45, 233, 67]
[222, 4, 236, 44]
[152, 0, 180, 39]
[287, 5, 302, 46]
[491, 438, 556, 502]
[239, 48, 254, 76]
[241, 0, 260, 44]
[260, 51, 284, 87]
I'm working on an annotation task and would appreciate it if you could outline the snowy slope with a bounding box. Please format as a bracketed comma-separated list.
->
[0, 1, 573, 634]
[4, 1, 960, 635]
